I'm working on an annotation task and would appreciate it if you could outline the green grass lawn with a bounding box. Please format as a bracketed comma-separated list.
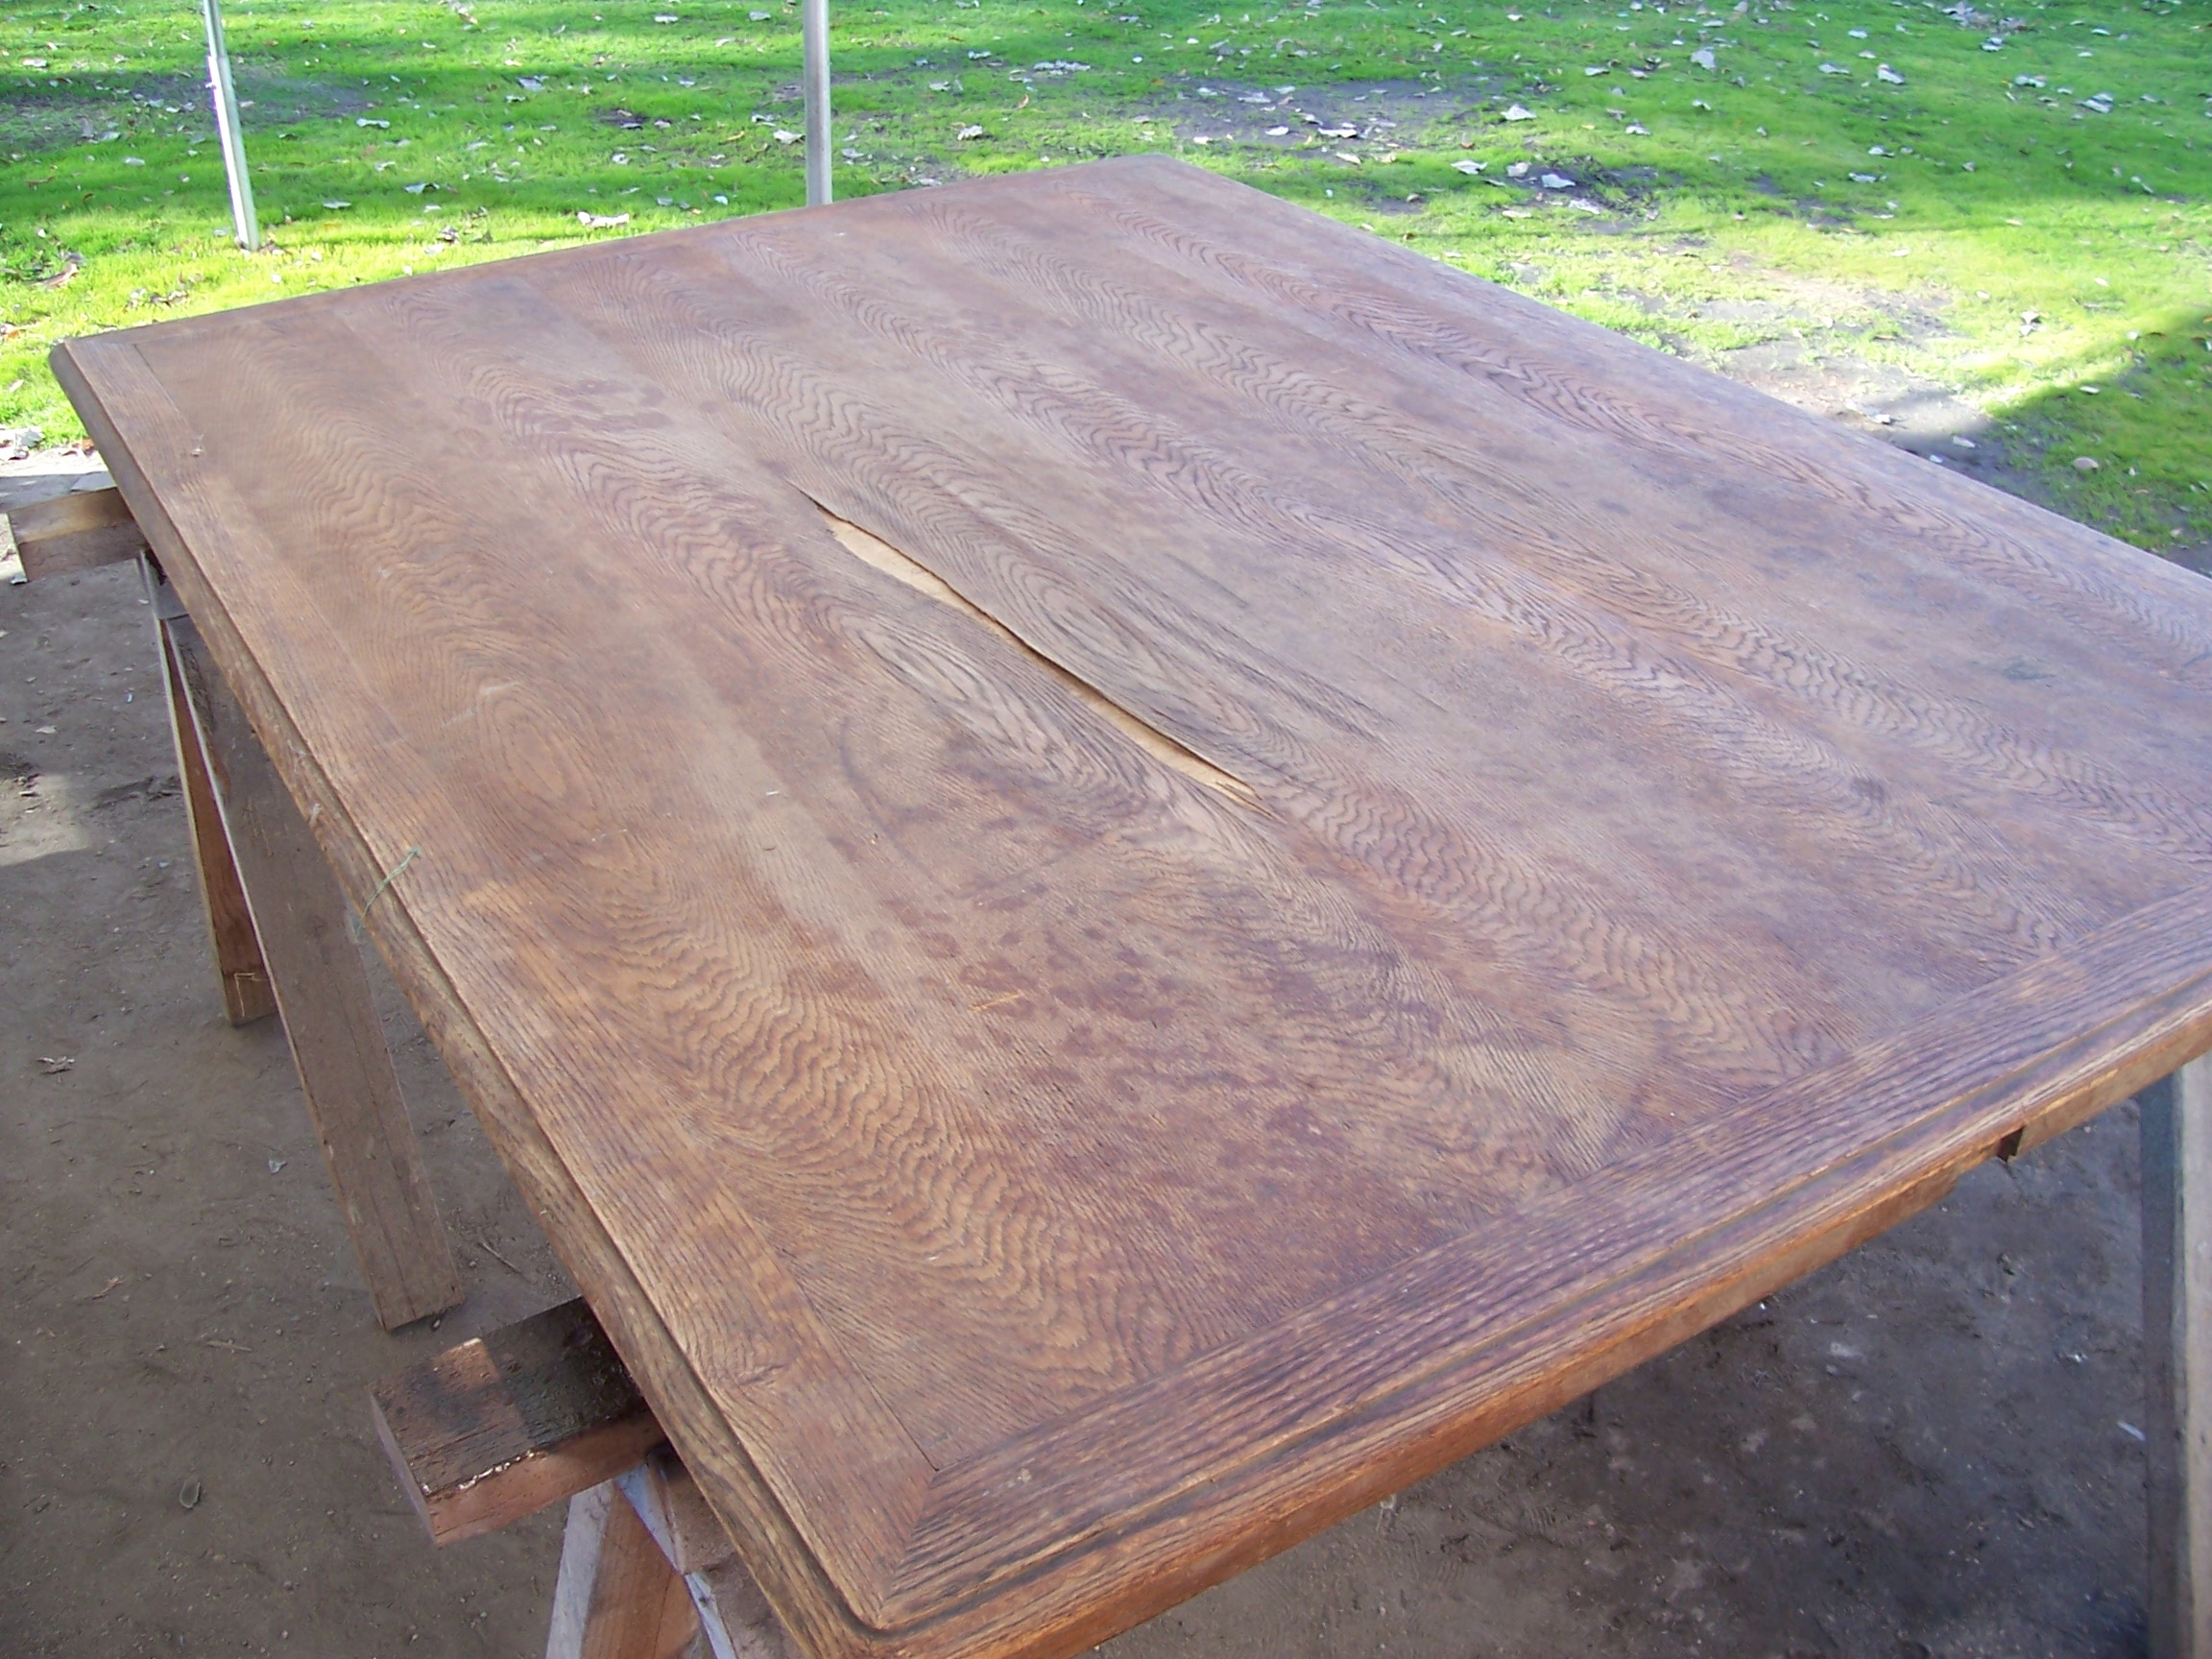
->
[3, 0, 2207, 549]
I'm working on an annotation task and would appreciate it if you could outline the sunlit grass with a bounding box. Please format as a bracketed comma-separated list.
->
[2, 0, 2206, 546]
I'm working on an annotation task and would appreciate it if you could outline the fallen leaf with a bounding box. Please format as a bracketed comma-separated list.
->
[1691, 46, 1716, 69]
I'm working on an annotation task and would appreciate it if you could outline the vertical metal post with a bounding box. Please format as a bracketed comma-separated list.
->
[2146, 1054, 2212, 1659]
[801, 0, 830, 205]
[202, 0, 259, 251]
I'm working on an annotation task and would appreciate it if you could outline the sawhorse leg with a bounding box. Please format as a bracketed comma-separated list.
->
[153, 568, 462, 1330]
[155, 565, 276, 1026]
[2146, 1053, 2212, 1659]
[549, 1482, 703, 1659]
[550, 1460, 792, 1659]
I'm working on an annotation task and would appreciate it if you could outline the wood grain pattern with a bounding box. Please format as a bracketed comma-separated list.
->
[51, 156, 2212, 1659]
[167, 611, 463, 1329]
[371, 1297, 667, 1546]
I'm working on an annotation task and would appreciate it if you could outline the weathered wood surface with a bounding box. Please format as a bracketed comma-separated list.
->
[2146, 1054, 2212, 1659]
[165, 611, 463, 1330]
[372, 1296, 665, 1545]
[50, 156, 2212, 1659]
[1, 484, 148, 581]
[152, 565, 278, 1024]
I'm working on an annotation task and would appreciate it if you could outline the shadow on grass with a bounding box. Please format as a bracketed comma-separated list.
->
[1988, 305, 2212, 566]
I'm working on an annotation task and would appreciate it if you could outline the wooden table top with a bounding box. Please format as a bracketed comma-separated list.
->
[57, 156, 2212, 1659]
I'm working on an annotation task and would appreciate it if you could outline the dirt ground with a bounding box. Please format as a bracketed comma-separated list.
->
[0, 357, 2166, 1656]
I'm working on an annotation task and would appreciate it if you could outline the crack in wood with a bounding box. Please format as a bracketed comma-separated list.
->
[810, 500, 1262, 812]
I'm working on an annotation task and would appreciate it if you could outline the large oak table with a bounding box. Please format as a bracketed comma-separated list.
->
[44, 155, 2212, 1658]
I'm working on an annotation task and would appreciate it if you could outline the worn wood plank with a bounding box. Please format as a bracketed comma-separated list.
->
[550, 1482, 703, 1659]
[165, 611, 462, 1330]
[150, 565, 278, 1024]
[1, 485, 147, 581]
[51, 156, 2212, 1659]
[2146, 1053, 2212, 1659]
[373, 1297, 666, 1545]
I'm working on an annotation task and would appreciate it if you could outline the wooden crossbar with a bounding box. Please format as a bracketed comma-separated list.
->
[373, 1300, 792, 1659]
[1, 486, 148, 583]
[371, 1296, 666, 1545]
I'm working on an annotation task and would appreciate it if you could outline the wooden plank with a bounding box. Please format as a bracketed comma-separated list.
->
[372, 1297, 666, 1546]
[152, 565, 278, 1023]
[0, 485, 148, 581]
[165, 611, 462, 1330]
[2146, 1052, 2212, 1659]
[50, 157, 2212, 1659]
[549, 1482, 703, 1659]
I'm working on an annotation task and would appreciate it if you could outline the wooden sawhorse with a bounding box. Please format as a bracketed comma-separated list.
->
[9, 487, 2210, 1657]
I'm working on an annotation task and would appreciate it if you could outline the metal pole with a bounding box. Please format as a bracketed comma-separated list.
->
[801, 0, 830, 205]
[202, 0, 259, 250]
